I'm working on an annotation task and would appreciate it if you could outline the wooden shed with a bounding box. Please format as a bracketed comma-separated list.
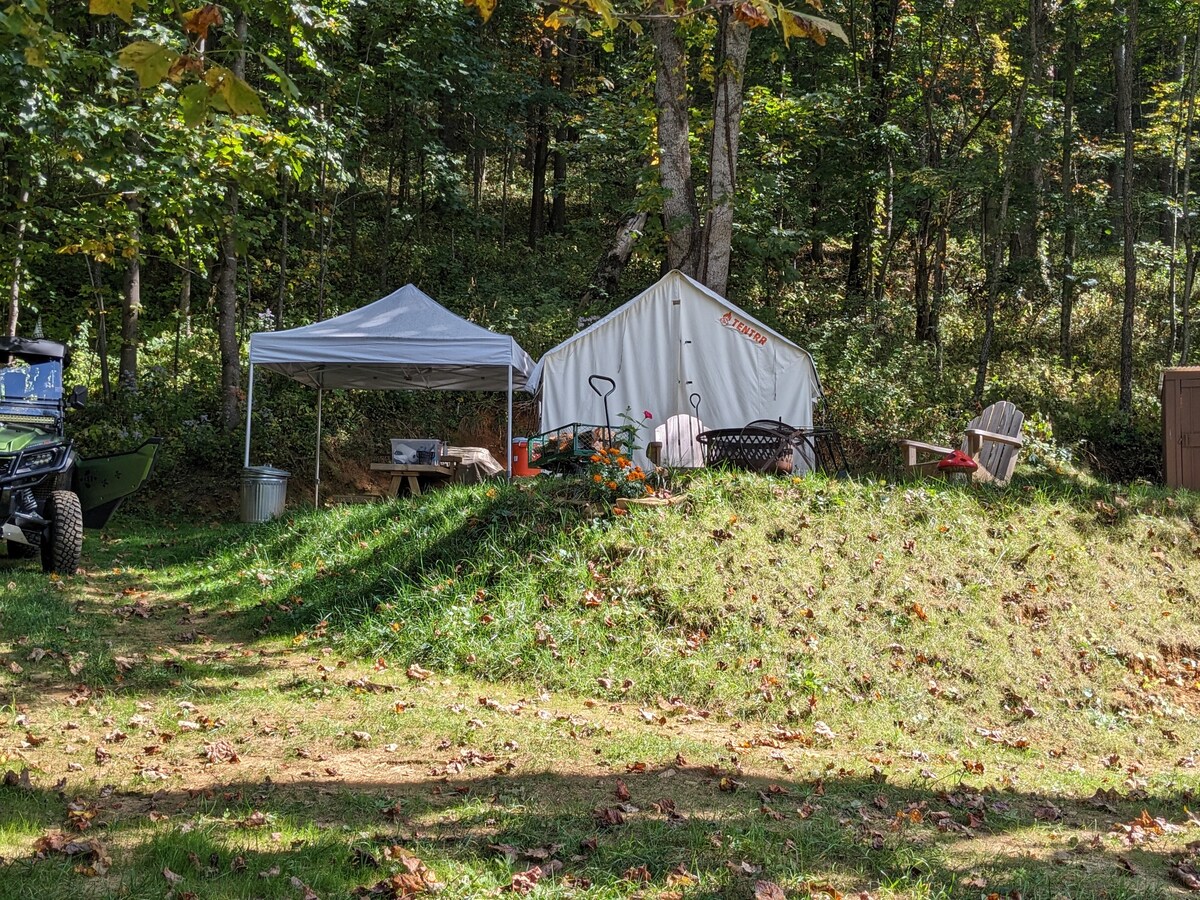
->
[1163, 367, 1200, 490]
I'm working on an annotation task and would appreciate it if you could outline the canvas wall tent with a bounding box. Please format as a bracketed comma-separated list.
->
[527, 270, 823, 467]
[245, 284, 534, 502]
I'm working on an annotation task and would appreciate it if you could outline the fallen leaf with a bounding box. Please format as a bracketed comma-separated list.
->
[755, 881, 788, 900]
[1172, 861, 1200, 891]
[622, 864, 651, 883]
[203, 739, 240, 764]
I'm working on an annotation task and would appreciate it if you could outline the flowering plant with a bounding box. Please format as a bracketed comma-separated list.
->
[586, 446, 653, 500]
[615, 408, 653, 455]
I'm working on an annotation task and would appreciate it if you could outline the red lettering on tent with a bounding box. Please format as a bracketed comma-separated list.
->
[719, 311, 768, 346]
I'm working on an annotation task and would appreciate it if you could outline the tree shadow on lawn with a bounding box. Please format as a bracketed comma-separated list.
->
[1, 485, 566, 694]
[105, 482, 602, 639]
[2, 765, 1196, 899]
[103, 471, 1200, 646]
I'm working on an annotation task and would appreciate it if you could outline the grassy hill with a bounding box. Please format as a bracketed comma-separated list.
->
[1, 471, 1199, 898]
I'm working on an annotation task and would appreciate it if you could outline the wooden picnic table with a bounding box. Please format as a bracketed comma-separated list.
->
[369, 462, 454, 497]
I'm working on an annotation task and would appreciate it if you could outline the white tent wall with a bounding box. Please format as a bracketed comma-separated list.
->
[529, 271, 822, 468]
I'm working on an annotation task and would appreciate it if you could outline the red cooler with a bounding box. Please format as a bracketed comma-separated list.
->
[511, 438, 541, 477]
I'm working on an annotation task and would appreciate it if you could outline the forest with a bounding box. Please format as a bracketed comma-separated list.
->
[0, 0, 1196, 488]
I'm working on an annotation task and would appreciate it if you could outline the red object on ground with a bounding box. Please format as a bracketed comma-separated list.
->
[937, 448, 978, 473]
[511, 438, 541, 477]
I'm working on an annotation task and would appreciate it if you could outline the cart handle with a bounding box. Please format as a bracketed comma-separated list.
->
[588, 375, 616, 398]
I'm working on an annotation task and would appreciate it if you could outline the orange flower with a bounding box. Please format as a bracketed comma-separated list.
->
[590, 454, 601, 462]
[593, 474, 603, 483]
[607, 481, 618, 490]
[645, 485, 655, 495]
[626, 473, 637, 481]
[617, 457, 628, 467]
[613, 506, 628, 516]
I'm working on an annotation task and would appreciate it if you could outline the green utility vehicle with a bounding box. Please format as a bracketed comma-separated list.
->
[0, 337, 159, 574]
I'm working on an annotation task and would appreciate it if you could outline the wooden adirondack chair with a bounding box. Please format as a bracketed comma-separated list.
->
[900, 401, 1025, 485]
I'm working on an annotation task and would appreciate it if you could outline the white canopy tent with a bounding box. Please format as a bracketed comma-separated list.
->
[527, 270, 823, 467]
[245, 284, 534, 503]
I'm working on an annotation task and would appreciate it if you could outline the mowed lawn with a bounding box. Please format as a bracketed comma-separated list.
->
[1, 471, 1199, 899]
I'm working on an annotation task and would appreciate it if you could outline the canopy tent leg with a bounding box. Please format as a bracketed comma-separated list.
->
[506, 364, 513, 480]
[243, 363, 255, 468]
[315, 388, 323, 507]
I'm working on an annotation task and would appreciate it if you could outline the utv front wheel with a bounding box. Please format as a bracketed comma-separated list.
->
[41, 491, 83, 575]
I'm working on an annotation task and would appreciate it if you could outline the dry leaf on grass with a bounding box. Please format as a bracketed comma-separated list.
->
[754, 881, 787, 900]
[622, 864, 651, 883]
[2, 768, 32, 790]
[203, 739, 240, 764]
[508, 861, 562, 894]
[290, 875, 321, 899]
[33, 832, 111, 876]
[1171, 861, 1200, 890]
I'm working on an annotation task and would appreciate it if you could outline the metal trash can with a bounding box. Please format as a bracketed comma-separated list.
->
[241, 465, 290, 523]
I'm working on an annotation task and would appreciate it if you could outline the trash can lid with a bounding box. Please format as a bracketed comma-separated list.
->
[244, 465, 291, 477]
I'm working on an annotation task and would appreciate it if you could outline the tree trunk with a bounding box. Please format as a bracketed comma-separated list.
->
[120, 193, 141, 390]
[90, 261, 112, 400]
[529, 42, 551, 249]
[651, 16, 699, 275]
[276, 173, 288, 329]
[529, 115, 548, 247]
[578, 211, 648, 311]
[1181, 25, 1200, 364]
[1117, 0, 1137, 415]
[549, 33, 576, 235]
[975, 12, 1032, 402]
[381, 107, 396, 291]
[931, 206, 949, 366]
[846, 0, 899, 300]
[697, 9, 751, 297]
[218, 10, 247, 432]
[6, 184, 27, 339]
[1059, 12, 1077, 363]
[1166, 36, 1187, 361]
[915, 202, 933, 341]
[1007, 0, 1051, 293]
[500, 134, 511, 247]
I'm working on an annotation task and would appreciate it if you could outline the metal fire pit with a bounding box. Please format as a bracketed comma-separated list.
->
[697, 419, 848, 476]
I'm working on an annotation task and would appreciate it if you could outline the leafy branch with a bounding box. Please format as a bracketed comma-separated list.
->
[89, 0, 265, 125]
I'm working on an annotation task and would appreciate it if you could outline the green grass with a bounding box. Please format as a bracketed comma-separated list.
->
[1, 470, 1199, 898]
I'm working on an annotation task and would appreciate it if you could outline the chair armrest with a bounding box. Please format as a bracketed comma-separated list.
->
[899, 439, 955, 468]
[965, 429, 1023, 448]
[899, 439, 955, 455]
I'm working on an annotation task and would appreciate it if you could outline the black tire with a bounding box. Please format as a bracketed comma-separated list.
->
[7, 538, 37, 559]
[40, 491, 83, 575]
